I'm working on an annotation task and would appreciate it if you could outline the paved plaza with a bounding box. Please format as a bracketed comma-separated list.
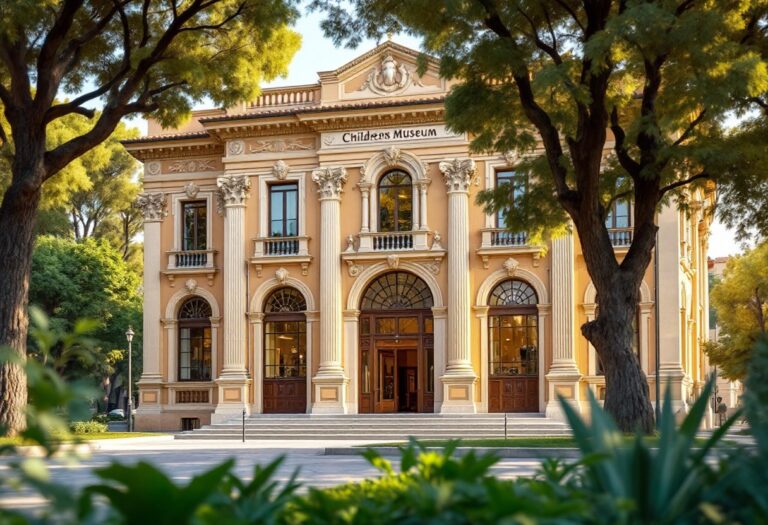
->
[0, 436, 544, 512]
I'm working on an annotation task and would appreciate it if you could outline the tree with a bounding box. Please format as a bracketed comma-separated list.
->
[28, 236, 143, 411]
[706, 243, 768, 381]
[312, 0, 768, 431]
[0, 0, 301, 435]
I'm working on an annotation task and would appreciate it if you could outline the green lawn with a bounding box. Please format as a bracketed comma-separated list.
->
[0, 432, 168, 446]
[365, 436, 733, 448]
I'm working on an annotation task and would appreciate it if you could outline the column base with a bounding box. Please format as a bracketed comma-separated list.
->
[545, 369, 582, 422]
[656, 364, 692, 419]
[311, 373, 349, 414]
[439, 373, 477, 414]
[212, 374, 252, 424]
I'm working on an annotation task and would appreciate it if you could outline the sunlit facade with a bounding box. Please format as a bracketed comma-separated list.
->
[125, 42, 713, 431]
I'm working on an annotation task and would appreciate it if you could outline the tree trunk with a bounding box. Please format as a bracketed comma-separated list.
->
[582, 270, 655, 433]
[0, 169, 43, 436]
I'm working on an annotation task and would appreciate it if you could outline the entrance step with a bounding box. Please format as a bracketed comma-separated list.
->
[175, 413, 571, 440]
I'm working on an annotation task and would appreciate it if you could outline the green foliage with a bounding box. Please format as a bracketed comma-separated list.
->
[69, 421, 107, 434]
[706, 243, 768, 380]
[29, 236, 141, 378]
[3, 318, 768, 523]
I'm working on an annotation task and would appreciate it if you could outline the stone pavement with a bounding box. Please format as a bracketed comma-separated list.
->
[0, 436, 545, 512]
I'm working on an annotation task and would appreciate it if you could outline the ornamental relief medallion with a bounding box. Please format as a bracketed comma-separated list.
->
[145, 161, 161, 176]
[358, 54, 424, 96]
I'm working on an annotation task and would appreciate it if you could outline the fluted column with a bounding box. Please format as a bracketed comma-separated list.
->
[213, 175, 251, 422]
[134, 193, 166, 421]
[546, 232, 582, 420]
[311, 167, 349, 413]
[438, 158, 477, 413]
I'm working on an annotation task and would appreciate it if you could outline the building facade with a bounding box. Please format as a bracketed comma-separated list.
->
[125, 42, 714, 431]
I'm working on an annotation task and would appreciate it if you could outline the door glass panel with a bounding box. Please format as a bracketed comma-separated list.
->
[381, 354, 395, 400]
[362, 349, 371, 394]
[264, 319, 306, 379]
[424, 317, 433, 333]
[376, 318, 396, 334]
[398, 317, 419, 334]
[426, 350, 434, 393]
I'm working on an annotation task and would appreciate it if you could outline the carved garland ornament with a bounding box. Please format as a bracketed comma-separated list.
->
[216, 175, 251, 207]
[312, 167, 347, 199]
[168, 159, 215, 173]
[439, 158, 477, 193]
[135, 192, 167, 221]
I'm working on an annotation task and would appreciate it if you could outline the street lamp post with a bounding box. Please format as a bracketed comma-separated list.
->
[125, 326, 135, 433]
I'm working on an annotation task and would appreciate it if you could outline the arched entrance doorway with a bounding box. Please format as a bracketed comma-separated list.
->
[358, 271, 434, 413]
[487, 279, 540, 412]
[262, 287, 307, 413]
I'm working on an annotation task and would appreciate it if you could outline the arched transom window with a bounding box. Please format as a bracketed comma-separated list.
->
[361, 271, 433, 310]
[264, 287, 307, 313]
[378, 170, 413, 232]
[488, 280, 538, 378]
[489, 279, 538, 306]
[263, 287, 307, 382]
[178, 297, 213, 381]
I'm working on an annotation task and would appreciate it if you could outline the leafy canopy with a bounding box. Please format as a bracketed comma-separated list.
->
[706, 243, 768, 381]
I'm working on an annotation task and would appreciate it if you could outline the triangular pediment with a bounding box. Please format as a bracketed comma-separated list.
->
[318, 41, 448, 102]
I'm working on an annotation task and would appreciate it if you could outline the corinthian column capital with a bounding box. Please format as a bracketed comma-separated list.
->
[439, 158, 476, 193]
[312, 166, 347, 200]
[216, 175, 251, 207]
[135, 192, 167, 222]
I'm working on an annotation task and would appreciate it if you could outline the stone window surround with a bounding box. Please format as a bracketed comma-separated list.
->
[250, 166, 311, 270]
[356, 147, 432, 251]
[474, 267, 550, 413]
[163, 287, 221, 387]
[169, 189, 215, 268]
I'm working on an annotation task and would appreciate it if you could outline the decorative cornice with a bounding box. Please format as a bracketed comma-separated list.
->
[135, 192, 167, 222]
[312, 167, 347, 200]
[439, 158, 477, 193]
[216, 175, 251, 207]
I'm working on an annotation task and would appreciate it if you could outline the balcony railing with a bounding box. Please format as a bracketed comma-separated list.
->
[372, 231, 414, 251]
[253, 236, 309, 258]
[167, 249, 216, 269]
[608, 228, 633, 247]
[480, 228, 529, 249]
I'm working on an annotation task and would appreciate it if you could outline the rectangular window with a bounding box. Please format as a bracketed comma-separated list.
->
[269, 183, 298, 237]
[182, 201, 207, 251]
[495, 170, 526, 228]
[178, 326, 212, 381]
[605, 199, 631, 229]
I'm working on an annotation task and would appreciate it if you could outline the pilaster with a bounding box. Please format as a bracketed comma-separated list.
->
[438, 158, 477, 413]
[546, 232, 581, 421]
[311, 167, 349, 413]
[134, 192, 167, 416]
[213, 175, 252, 422]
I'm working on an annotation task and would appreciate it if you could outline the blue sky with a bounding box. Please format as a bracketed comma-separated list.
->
[138, 9, 746, 258]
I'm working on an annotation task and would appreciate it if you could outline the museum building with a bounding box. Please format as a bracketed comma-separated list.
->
[124, 42, 714, 431]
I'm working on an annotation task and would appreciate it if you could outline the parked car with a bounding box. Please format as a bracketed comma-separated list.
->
[108, 409, 125, 419]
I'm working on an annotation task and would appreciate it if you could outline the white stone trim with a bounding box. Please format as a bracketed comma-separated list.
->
[171, 190, 214, 252]
[257, 166, 307, 239]
[475, 269, 550, 414]
[346, 261, 445, 310]
[359, 147, 430, 234]
[250, 276, 317, 312]
[165, 287, 222, 319]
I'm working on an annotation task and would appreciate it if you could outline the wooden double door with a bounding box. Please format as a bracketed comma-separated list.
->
[358, 311, 434, 413]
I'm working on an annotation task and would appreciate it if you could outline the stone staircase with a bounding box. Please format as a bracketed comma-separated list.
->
[175, 413, 572, 441]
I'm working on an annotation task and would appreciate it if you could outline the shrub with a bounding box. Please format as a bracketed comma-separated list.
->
[70, 421, 107, 434]
[90, 414, 109, 424]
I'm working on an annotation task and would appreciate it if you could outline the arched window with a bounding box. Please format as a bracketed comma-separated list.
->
[378, 170, 413, 232]
[263, 287, 307, 381]
[178, 297, 213, 381]
[488, 280, 538, 377]
[361, 271, 433, 310]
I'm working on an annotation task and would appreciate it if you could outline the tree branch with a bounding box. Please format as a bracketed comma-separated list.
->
[610, 107, 641, 177]
[179, 2, 246, 32]
[672, 108, 706, 147]
[658, 171, 712, 196]
[553, 0, 585, 32]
